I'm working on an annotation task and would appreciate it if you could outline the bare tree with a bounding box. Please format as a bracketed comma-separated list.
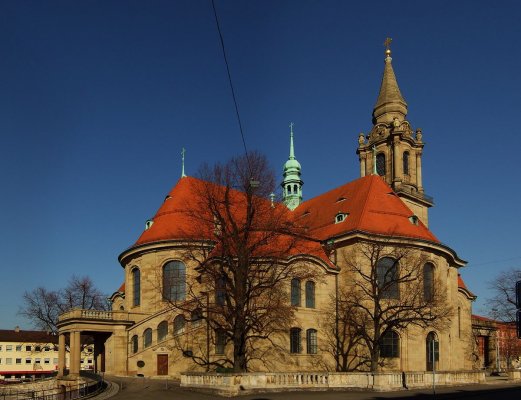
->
[333, 239, 453, 372]
[498, 323, 521, 369]
[322, 288, 370, 371]
[166, 152, 315, 372]
[488, 268, 521, 323]
[19, 275, 108, 334]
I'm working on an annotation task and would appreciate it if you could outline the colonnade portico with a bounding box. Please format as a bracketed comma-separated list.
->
[57, 331, 83, 377]
[57, 309, 136, 378]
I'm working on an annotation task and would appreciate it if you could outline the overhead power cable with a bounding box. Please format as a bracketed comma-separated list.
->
[211, 0, 253, 179]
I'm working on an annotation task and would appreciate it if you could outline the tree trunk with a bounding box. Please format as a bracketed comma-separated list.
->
[232, 323, 247, 372]
[370, 350, 379, 372]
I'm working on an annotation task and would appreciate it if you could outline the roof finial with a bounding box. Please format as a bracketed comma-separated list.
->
[181, 147, 187, 178]
[289, 122, 295, 160]
[384, 37, 392, 57]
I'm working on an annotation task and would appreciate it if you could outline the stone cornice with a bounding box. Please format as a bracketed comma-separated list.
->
[322, 230, 467, 268]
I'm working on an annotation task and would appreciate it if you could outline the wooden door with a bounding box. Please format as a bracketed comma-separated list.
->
[157, 354, 168, 375]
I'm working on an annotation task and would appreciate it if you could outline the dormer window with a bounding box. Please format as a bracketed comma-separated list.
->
[409, 215, 419, 225]
[145, 219, 154, 230]
[299, 210, 311, 218]
[335, 213, 348, 224]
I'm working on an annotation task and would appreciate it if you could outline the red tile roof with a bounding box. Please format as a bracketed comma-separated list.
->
[128, 175, 439, 264]
[135, 177, 212, 245]
[294, 175, 438, 242]
[207, 232, 336, 269]
[458, 274, 476, 298]
[472, 314, 496, 323]
[0, 329, 58, 344]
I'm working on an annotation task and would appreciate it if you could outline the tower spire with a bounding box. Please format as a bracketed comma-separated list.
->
[289, 122, 295, 159]
[357, 40, 433, 227]
[372, 38, 408, 125]
[281, 123, 303, 210]
[181, 148, 186, 178]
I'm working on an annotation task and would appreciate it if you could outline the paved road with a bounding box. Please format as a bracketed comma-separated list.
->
[102, 376, 521, 400]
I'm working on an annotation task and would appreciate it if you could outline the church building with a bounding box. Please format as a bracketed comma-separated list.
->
[56, 45, 476, 378]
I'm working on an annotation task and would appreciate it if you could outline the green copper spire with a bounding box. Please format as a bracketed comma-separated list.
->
[281, 122, 303, 210]
[181, 147, 186, 178]
[289, 122, 295, 159]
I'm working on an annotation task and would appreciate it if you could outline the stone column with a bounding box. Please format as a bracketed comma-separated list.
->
[70, 331, 81, 376]
[393, 138, 400, 183]
[416, 152, 423, 190]
[360, 155, 366, 177]
[94, 336, 106, 373]
[58, 333, 66, 377]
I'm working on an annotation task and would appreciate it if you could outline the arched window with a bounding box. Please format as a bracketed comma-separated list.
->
[403, 151, 410, 175]
[287, 185, 292, 194]
[173, 315, 185, 335]
[131, 335, 138, 354]
[293, 184, 298, 194]
[143, 328, 152, 348]
[157, 321, 168, 342]
[132, 267, 140, 307]
[191, 308, 203, 327]
[215, 329, 226, 355]
[305, 281, 315, 308]
[291, 278, 301, 306]
[380, 330, 399, 358]
[423, 263, 435, 301]
[376, 153, 386, 176]
[306, 329, 317, 354]
[426, 332, 439, 371]
[290, 328, 301, 354]
[215, 277, 226, 306]
[163, 261, 186, 302]
[376, 257, 399, 299]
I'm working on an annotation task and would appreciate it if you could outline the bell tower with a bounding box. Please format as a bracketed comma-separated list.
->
[357, 39, 433, 226]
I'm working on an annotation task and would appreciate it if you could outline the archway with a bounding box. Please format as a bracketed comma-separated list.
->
[426, 331, 439, 371]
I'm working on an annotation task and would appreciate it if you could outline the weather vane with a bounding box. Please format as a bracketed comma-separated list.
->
[289, 122, 294, 134]
[384, 37, 393, 56]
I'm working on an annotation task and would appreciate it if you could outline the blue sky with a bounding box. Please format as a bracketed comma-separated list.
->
[1, 0, 520, 329]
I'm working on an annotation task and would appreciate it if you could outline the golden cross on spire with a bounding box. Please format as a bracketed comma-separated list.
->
[384, 37, 392, 50]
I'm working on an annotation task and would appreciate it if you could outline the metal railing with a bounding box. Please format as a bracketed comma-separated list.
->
[396, 186, 434, 204]
[0, 373, 105, 400]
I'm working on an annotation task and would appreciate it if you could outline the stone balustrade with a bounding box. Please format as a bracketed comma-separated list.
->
[508, 370, 521, 380]
[58, 309, 132, 322]
[181, 370, 488, 395]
